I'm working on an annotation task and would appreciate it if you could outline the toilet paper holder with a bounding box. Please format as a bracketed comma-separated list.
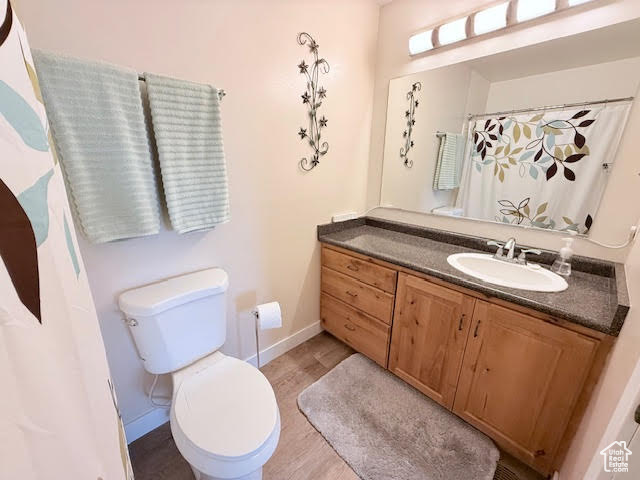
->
[252, 301, 282, 369]
[252, 310, 262, 368]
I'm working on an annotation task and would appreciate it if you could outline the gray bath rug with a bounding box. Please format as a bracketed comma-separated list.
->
[298, 353, 499, 480]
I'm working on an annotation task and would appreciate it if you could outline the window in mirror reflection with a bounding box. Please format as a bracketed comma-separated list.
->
[409, 30, 433, 55]
[474, 2, 509, 35]
[517, 0, 556, 22]
[438, 17, 467, 46]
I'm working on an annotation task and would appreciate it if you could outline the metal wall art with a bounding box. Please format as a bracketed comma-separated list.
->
[400, 82, 421, 168]
[297, 32, 330, 171]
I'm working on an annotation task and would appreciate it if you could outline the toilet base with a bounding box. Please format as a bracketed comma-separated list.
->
[191, 465, 262, 480]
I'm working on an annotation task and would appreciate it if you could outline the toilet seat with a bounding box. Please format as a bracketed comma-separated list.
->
[170, 354, 280, 478]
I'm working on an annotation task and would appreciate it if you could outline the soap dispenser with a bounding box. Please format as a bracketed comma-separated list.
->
[551, 237, 574, 277]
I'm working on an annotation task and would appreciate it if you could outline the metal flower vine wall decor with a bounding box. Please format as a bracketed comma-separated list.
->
[296, 32, 330, 171]
[400, 82, 421, 168]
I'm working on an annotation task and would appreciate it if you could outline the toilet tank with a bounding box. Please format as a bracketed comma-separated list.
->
[118, 268, 229, 375]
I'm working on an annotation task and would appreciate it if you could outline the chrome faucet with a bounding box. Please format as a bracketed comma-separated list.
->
[518, 248, 542, 265]
[487, 237, 541, 264]
[503, 237, 517, 260]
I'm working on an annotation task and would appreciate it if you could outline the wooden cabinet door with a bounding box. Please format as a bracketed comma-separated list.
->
[389, 273, 475, 410]
[453, 301, 599, 474]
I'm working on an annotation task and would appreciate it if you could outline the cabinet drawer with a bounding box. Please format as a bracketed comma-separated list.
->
[322, 247, 397, 293]
[321, 293, 390, 367]
[321, 266, 394, 324]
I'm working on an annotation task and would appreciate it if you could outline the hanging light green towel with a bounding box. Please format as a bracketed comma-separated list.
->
[144, 73, 230, 234]
[433, 133, 465, 190]
[32, 50, 161, 243]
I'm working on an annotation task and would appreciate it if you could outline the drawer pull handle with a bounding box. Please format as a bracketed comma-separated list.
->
[344, 323, 356, 332]
[458, 313, 466, 331]
[473, 320, 481, 338]
[345, 290, 358, 298]
[346, 263, 360, 272]
[534, 449, 546, 457]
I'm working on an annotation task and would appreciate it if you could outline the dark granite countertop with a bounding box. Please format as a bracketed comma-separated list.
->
[318, 217, 629, 336]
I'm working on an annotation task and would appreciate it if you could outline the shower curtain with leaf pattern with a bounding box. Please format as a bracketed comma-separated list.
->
[0, 2, 133, 478]
[456, 103, 631, 233]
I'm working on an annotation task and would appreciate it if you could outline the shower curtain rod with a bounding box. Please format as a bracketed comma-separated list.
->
[137, 74, 226, 101]
[467, 96, 634, 120]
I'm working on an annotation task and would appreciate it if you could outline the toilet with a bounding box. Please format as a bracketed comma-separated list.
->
[118, 268, 280, 480]
[431, 205, 464, 217]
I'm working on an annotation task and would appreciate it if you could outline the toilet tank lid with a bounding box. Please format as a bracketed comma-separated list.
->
[118, 268, 228, 317]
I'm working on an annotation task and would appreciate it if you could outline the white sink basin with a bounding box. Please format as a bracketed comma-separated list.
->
[447, 253, 568, 292]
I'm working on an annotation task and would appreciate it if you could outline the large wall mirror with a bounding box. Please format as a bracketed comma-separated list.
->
[380, 19, 640, 236]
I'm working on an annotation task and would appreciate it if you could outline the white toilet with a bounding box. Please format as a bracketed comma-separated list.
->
[119, 268, 280, 480]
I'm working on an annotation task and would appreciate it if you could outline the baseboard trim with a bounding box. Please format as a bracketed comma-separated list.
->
[124, 406, 170, 444]
[245, 321, 323, 368]
[124, 321, 323, 443]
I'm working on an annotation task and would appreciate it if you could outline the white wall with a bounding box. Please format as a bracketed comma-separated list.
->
[369, 0, 640, 262]
[466, 70, 492, 120]
[14, 0, 379, 435]
[485, 56, 640, 111]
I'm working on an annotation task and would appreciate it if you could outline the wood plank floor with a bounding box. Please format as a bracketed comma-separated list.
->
[129, 332, 358, 480]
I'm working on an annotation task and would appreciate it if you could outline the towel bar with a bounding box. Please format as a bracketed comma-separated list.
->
[137, 74, 226, 101]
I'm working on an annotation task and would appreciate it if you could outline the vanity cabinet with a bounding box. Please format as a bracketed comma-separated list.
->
[452, 301, 598, 473]
[319, 244, 612, 475]
[389, 273, 474, 409]
[321, 267, 394, 325]
[320, 293, 390, 367]
[320, 247, 397, 367]
[322, 246, 397, 294]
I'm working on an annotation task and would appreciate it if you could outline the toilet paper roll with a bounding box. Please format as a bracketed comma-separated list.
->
[255, 301, 282, 330]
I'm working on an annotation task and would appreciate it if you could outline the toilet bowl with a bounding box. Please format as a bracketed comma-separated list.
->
[118, 268, 281, 480]
[170, 352, 280, 480]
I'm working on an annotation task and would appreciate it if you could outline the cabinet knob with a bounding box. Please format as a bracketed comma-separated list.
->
[344, 323, 356, 332]
[534, 449, 546, 457]
[346, 263, 360, 272]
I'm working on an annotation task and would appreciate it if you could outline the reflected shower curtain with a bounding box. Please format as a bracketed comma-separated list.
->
[0, 2, 133, 479]
[456, 103, 631, 233]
